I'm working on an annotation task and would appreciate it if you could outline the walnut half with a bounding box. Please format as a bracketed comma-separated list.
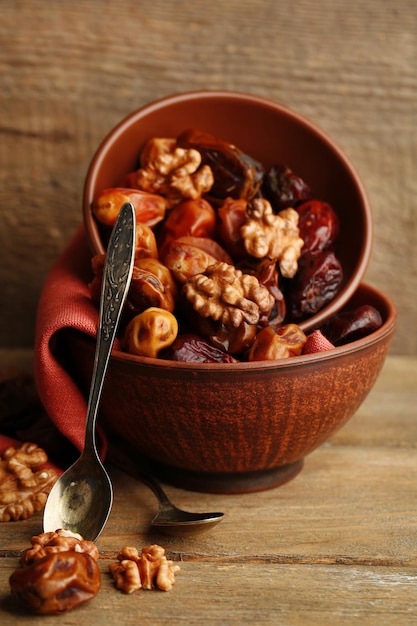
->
[109, 544, 180, 593]
[0, 443, 58, 522]
[136, 138, 214, 206]
[20, 528, 99, 566]
[241, 198, 304, 278]
[183, 261, 274, 328]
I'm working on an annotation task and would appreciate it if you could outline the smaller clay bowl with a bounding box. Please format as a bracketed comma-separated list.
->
[62, 282, 396, 494]
[83, 90, 373, 332]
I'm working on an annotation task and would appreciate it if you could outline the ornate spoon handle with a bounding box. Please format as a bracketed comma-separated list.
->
[84, 202, 136, 453]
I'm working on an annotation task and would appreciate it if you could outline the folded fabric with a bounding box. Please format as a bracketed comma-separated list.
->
[34, 226, 108, 460]
[0, 226, 334, 467]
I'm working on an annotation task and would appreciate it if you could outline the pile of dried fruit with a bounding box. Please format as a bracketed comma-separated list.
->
[90, 129, 381, 362]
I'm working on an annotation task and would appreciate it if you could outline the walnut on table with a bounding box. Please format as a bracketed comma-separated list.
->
[136, 137, 214, 206]
[241, 198, 304, 278]
[0, 442, 58, 522]
[20, 528, 99, 566]
[109, 544, 180, 593]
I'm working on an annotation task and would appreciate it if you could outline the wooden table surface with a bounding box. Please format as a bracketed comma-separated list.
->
[0, 354, 416, 625]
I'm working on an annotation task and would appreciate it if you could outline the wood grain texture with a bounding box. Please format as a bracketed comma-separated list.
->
[0, 0, 416, 353]
[0, 355, 416, 624]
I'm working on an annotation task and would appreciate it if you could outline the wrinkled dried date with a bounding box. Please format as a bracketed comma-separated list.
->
[248, 324, 307, 361]
[9, 551, 101, 615]
[177, 128, 264, 201]
[92, 187, 167, 228]
[261, 164, 312, 212]
[296, 199, 340, 255]
[167, 333, 238, 363]
[285, 250, 343, 321]
[320, 305, 383, 346]
[239, 257, 286, 329]
[157, 198, 217, 261]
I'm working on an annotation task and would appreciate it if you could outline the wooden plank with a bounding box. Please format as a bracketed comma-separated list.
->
[0, 0, 416, 353]
[1, 560, 417, 625]
[1, 442, 416, 564]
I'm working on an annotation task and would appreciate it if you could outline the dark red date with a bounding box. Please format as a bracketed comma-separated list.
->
[320, 305, 383, 346]
[177, 128, 264, 201]
[167, 333, 238, 363]
[261, 164, 312, 212]
[285, 250, 344, 321]
[296, 199, 340, 255]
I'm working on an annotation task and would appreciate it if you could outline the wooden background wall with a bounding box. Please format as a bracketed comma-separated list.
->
[1, 0, 416, 354]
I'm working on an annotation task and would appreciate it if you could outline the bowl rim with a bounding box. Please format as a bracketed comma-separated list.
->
[98, 281, 396, 373]
[83, 89, 374, 333]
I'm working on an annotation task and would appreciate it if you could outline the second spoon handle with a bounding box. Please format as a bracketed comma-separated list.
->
[84, 202, 136, 453]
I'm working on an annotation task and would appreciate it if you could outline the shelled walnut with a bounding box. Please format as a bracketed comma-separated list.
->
[21, 528, 99, 566]
[0, 442, 58, 522]
[136, 138, 214, 206]
[183, 261, 274, 328]
[109, 544, 180, 593]
[241, 199, 304, 278]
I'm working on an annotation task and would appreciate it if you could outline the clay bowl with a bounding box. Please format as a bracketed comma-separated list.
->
[62, 282, 396, 493]
[83, 90, 373, 332]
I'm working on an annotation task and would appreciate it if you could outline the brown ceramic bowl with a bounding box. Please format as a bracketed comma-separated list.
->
[62, 282, 396, 493]
[83, 90, 373, 332]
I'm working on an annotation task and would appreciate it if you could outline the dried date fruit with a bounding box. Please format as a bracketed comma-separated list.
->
[125, 267, 176, 316]
[296, 199, 340, 255]
[285, 250, 343, 321]
[261, 164, 312, 212]
[217, 197, 248, 260]
[158, 197, 217, 260]
[165, 236, 232, 283]
[90, 257, 175, 324]
[92, 187, 167, 227]
[123, 307, 178, 358]
[134, 258, 178, 301]
[320, 305, 383, 346]
[248, 324, 307, 361]
[195, 316, 257, 355]
[167, 333, 238, 363]
[134, 222, 159, 260]
[239, 258, 286, 329]
[177, 128, 264, 201]
[9, 551, 101, 615]
[172, 236, 233, 264]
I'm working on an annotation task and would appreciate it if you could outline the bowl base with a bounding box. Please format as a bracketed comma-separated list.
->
[150, 459, 304, 494]
[108, 439, 304, 494]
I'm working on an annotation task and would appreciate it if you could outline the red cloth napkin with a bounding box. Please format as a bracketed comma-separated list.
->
[33, 226, 110, 460]
[1, 226, 334, 465]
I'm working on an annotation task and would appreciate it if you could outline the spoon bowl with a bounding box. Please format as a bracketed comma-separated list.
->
[43, 203, 136, 541]
[42, 452, 113, 541]
[139, 473, 224, 537]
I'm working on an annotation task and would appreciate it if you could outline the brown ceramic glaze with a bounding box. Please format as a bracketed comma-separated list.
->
[83, 90, 373, 332]
[62, 283, 396, 493]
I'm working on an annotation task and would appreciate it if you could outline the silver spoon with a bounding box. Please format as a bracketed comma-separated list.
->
[43, 202, 136, 541]
[138, 473, 224, 537]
